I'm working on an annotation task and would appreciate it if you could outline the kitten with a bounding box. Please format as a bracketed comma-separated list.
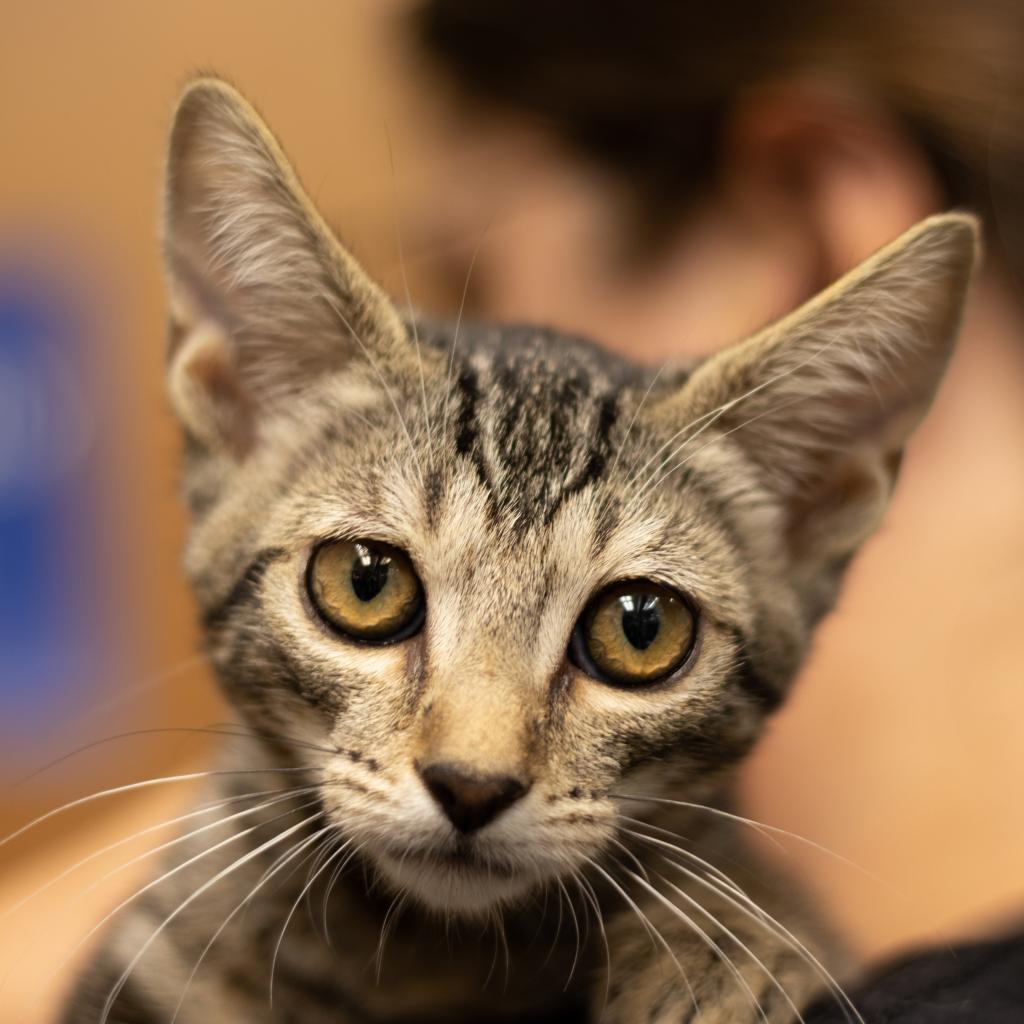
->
[61, 79, 977, 1024]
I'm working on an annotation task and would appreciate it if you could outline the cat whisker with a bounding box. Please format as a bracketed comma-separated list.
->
[476, 903, 511, 994]
[171, 824, 334, 1024]
[442, 220, 490, 452]
[239, 813, 338, 932]
[374, 890, 410, 984]
[0, 783, 319, 924]
[605, 363, 665, 483]
[623, 395, 736, 493]
[30, 655, 205, 744]
[22, 723, 336, 785]
[530, 876, 551, 948]
[619, 811, 780, 866]
[608, 836, 652, 883]
[0, 765, 320, 853]
[574, 872, 611, 1010]
[50, 795, 324, 997]
[269, 835, 351, 1006]
[322, 841, 366, 945]
[304, 832, 339, 886]
[0, 792, 317, 1004]
[575, 869, 594, 956]
[99, 812, 326, 1024]
[622, 827, 863, 1024]
[384, 127, 435, 471]
[322, 291, 426, 488]
[482, 906, 502, 990]
[536, 878, 559, 969]
[658, 849, 863, 1024]
[614, 792, 883, 884]
[617, 863, 772, 1024]
[651, 865, 805, 1024]
[585, 855, 700, 1018]
[302, 832, 345, 932]
[629, 330, 849, 502]
[553, 876, 581, 988]
[637, 284, 905, 501]
[489, 861, 514, 991]
[638, 390, 809, 502]
[495, 905, 512, 992]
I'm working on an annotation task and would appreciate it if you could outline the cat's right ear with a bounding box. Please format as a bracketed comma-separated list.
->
[645, 213, 978, 619]
[163, 78, 409, 458]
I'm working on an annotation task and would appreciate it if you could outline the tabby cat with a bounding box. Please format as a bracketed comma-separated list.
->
[61, 79, 977, 1023]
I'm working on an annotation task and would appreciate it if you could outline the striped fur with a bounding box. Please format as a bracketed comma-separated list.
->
[63, 79, 978, 1023]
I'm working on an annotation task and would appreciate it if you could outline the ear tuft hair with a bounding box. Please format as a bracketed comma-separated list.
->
[163, 78, 407, 456]
[649, 213, 979, 609]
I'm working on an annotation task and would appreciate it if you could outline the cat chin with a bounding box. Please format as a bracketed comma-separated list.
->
[371, 847, 538, 917]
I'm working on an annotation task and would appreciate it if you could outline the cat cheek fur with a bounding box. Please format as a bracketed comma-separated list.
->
[61, 77, 977, 1024]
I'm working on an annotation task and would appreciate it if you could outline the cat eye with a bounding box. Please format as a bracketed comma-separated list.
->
[307, 539, 425, 643]
[570, 581, 697, 687]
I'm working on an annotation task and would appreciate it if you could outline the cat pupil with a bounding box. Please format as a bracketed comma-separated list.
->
[620, 594, 660, 650]
[351, 545, 389, 602]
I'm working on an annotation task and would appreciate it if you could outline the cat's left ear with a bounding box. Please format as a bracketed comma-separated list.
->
[163, 78, 411, 457]
[650, 213, 979, 612]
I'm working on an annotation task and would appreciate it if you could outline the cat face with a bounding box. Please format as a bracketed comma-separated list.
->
[163, 80, 977, 915]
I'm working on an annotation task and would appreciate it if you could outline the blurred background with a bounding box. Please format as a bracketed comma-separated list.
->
[1, 2, 1023, 1021]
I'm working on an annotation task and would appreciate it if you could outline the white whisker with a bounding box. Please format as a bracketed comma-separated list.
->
[0, 766, 317, 853]
[619, 864, 771, 1023]
[624, 398, 735, 493]
[654, 866, 807, 1023]
[606, 363, 665, 482]
[555, 877, 581, 988]
[615, 793, 883, 884]
[630, 329, 850, 503]
[574, 872, 611, 1009]
[322, 291, 425, 487]
[269, 834, 347, 1006]
[50, 795, 323, 997]
[374, 890, 409, 983]
[442, 221, 490, 451]
[623, 828, 863, 1024]
[322, 842, 365, 945]
[171, 825, 333, 1023]
[1, 784, 317, 923]
[385, 128, 434, 470]
[99, 812, 324, 1024]
[22, 724, 335, 784]
[587, 856, 700, 1017]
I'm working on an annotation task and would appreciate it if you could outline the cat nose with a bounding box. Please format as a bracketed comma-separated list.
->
[418, 762, 530, 834]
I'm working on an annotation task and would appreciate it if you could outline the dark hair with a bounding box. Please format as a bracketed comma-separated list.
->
[412, 0, 1024, 267]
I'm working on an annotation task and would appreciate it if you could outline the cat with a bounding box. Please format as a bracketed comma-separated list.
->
[61, 78, 977, 1024]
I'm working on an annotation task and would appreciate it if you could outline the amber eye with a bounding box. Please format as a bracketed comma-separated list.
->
[570, 581, 697, 687]
[307, 540, 424, 643]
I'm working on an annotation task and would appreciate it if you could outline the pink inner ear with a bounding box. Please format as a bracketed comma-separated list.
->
[169, 322, 256, 459]
[754, 363, 933, 566]
[188, 341, 254, 456]
[784, 445, 894, 563]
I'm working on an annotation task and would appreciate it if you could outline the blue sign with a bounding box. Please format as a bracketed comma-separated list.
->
[0, 262, 106, 728]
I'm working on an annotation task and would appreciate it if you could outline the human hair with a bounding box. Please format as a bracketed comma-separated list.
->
[412, 0, 1024, 270]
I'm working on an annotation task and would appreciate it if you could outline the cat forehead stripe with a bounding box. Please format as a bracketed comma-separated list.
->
[449, 344, 625, 527]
